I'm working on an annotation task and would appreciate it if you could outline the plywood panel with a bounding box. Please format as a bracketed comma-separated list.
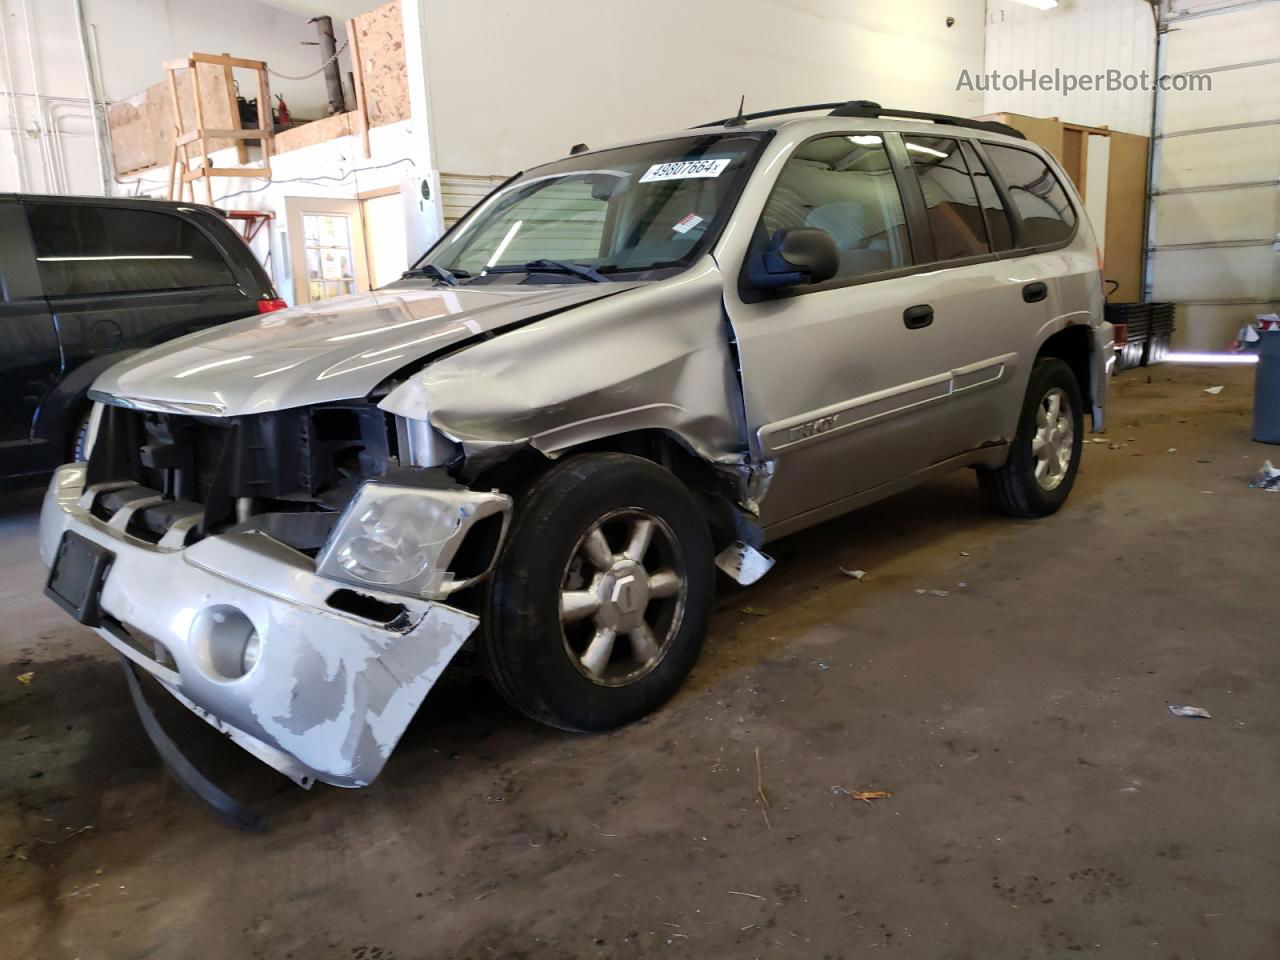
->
[983, 112, 1065, 162]
[107, 62, 245, 176]
[351, 0, 409, 128]
[1103, 131, 1149, 304]
[1175, 303, 1268, 351]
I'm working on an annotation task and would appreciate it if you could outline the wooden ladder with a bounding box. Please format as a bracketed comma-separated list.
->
[165, 53, 274, 204]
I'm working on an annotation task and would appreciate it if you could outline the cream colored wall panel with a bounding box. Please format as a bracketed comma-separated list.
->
[983, 0, 1155, 135]
[1174, 303, 1270, 351]
[1153, 186, 1278, 245]
[1158, 63, 1280, 134]
[1151, 246, 1276, 301]
[1163, 5, 1280, 71]
[422, 0, 987, 175]
[1158, 125, 1280, 188]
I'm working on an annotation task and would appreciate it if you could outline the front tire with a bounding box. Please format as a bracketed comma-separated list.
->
[481, 453, 714, 732]
[979, 357, 1084, 518]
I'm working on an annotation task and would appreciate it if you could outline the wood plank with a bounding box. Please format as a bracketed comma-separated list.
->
[221, 52, 248, 164]
[182, 166, 272, 180]
[346, 18, 371, 159]
[1104, 131, 1151, 303]
[188, 52, 268, 71]
[357, 185, 401, 201]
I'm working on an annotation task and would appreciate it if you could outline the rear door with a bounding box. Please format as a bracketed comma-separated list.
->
[0, 200, 60, 477]
[22, 200, 261, 383]
[888, 134, 1060, 458]
[722, 132, 957, 530]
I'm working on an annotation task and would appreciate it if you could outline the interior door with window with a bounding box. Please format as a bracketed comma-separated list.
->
[285, 197, 371, 304]
[723, 133, 958, 531]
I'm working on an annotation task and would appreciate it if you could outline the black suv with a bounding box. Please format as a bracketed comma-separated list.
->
[0, 195, 283, 484]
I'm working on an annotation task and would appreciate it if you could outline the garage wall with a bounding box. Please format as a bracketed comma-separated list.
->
[0, 0, 356, 196]
[1147, 0, 1280, 350]
[418, 0, 988, 181]
[983, 0, 1157, 136]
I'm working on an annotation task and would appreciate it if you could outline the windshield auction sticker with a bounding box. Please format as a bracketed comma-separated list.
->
[639, 158, 732, 182]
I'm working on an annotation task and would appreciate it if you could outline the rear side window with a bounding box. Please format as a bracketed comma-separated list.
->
[962, 142, 1015, 252]
[25, 204, 236, 297]
[982, 144, 1077, 247]
[761, 134, 912, 282]
[902, 136, 990, 261]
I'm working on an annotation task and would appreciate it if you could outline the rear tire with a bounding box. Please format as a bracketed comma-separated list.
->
[481, 453, 714, 732]
[978, 357, 1084, 518]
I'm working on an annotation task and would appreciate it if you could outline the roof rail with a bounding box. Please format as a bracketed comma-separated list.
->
[694, 100, 1026, 140]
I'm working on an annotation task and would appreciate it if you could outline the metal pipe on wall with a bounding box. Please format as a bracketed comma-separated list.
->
[72, 0, 109, 195]
[18, 0, 54, 192]
[311, 16, 346, 115]
[0, 8, 29, 192]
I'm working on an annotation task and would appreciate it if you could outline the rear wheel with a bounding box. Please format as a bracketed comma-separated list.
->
[978, 357, 1084, 518]
[481, 453, 714, 732]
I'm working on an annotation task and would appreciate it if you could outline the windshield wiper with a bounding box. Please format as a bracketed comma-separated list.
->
[402, 263, 470, 286]
[487, 259, 609, 283]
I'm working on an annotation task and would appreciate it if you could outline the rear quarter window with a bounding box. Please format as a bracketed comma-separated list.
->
[982, 144, 1077, 247]
[25, 203, 237, 297]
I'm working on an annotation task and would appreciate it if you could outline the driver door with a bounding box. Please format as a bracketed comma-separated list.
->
[722, 133, 954, 532]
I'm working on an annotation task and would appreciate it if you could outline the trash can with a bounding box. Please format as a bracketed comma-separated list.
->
[1255, 318, 1280, 445]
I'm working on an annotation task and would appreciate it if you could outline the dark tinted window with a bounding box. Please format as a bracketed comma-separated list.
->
[983, 144, 1077, 246]
[903, 136, 989, 261]
[25, 204, 236, 297]
[761, 134, 911, 281]
[963, 142, 1015, 252]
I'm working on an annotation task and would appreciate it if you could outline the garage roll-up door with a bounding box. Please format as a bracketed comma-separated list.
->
[1147, 0, 1280, 350]
[439, 173, 507, 227]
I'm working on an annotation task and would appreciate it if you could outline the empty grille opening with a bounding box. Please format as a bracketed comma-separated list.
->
[326, 589, 408, 626]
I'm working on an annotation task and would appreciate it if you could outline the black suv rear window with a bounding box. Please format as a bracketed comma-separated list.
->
[25, 204, 236, 297]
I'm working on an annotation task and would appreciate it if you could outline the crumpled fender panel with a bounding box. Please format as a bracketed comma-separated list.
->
[381, 260, 749, 469]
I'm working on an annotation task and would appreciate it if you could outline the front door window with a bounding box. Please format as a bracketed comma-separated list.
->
[303, 212, 356, 301]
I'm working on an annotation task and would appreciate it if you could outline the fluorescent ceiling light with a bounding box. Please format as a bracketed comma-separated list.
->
[1013, 0, 1058, 9]
[1165, 351, 1258, 365]
[37, 255, 193, 261]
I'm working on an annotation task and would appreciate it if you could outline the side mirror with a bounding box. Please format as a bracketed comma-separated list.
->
[746, 227, 839, 289]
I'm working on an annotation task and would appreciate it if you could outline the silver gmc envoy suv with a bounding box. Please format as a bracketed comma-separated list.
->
[40, 101, 1112, 793]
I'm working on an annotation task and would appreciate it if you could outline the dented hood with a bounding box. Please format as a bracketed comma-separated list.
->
[91, 282, 634, 416]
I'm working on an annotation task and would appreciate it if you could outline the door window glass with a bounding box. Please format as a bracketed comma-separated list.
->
[902, 136, 990, 261]
[983, 144, 1077, 246]
[25, 203, 235, 297]
[303, 213, 357, 301]
[962, 143, 1015, 252]
[760, 134, 911, 281]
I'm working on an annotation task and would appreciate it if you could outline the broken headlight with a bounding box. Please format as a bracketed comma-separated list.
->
[315, 481, 511, 600]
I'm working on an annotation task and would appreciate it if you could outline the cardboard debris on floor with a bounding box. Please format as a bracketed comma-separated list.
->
[838, 567, 868, 580]
[1204, 385, 1225, 395]
[1168, 704, 1213, 719]
[832, 785, 894, 806]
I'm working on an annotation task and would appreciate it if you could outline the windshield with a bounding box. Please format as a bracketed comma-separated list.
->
[414, 132, 766, 283]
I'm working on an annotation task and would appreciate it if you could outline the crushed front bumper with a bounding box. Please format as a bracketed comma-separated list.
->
[39, 465, 480, 788]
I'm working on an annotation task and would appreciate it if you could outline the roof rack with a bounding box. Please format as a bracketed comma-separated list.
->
[694, 100, 1026, 140]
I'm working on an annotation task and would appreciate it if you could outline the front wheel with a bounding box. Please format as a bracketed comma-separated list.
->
[481, 453, 714, 732]
[978, 357, 1084, 518]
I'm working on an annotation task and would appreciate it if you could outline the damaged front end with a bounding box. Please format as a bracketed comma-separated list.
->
[40, 401, 511, 789]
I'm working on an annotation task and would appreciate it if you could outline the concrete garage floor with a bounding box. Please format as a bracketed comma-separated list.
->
[2, 364, 1277, 960]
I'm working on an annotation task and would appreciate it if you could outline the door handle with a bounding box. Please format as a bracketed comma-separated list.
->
[1022, 281, 1048, 303]
[903, 304, 934, 330]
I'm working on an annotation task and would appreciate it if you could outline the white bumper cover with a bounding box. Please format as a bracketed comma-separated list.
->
[39, 465, 479, 788]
